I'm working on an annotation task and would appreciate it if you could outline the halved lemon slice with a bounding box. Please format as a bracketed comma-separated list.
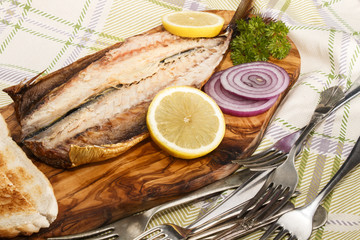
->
[162, 11, 225, 38]
[147, 86, 226, 159]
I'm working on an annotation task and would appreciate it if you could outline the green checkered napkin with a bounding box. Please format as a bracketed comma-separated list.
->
[1, 0, 360, 239]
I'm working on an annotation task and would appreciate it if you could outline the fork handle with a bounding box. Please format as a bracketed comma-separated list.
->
[227, 0, 253, 30]
[328, 75, 360, 115]
[152, 169, 255, 214]
[292, 80, 360, 156]
[306, 136, 360, 215]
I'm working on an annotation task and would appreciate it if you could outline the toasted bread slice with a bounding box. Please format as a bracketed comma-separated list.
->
[0, 172, 50, 238]
[0, 114, 58, 237]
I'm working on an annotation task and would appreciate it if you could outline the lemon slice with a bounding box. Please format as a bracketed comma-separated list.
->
[162, 11, 225, 38]
[147, 86, 226, 159]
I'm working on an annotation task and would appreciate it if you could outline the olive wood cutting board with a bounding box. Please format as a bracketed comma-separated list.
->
[0, 10, 300, 239]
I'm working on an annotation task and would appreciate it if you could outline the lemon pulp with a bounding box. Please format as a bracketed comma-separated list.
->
[147, 86, 225, 159]
[162, 11, 225, 38]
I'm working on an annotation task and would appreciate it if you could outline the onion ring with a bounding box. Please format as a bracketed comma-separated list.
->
[204, 71, 278, 117]
[219, 62, 290, 100]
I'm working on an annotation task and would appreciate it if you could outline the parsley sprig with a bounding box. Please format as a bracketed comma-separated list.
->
[230, 16, 291, 65]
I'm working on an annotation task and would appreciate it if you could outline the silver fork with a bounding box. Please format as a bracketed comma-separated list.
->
[234, 85, 347, 225]
[133, 191, 328, 240]
[132, 194, 301, 240]
[232, 79, 360, 220]
[233, 75, 360, 170]
[232, 129, 302, 169]
[260, 135, 360, 240]
[133, 223, 190, 240]
[193, 202, 328, 240]
[132, 169, 293, 240]
[132, 171, 268, 240]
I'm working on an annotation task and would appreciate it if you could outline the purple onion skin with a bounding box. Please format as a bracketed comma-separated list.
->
[219, 62, 290, 100]
[204, 67, 280, 117]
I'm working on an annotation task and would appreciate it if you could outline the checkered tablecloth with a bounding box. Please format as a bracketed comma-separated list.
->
[1, 0, 360, 239]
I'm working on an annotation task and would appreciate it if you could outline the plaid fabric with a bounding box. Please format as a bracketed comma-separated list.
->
[1, 0, 360, 239]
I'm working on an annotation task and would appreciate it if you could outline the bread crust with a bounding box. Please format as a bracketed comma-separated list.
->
[0, 115, 58, 237]
[0, 172, 49, 238]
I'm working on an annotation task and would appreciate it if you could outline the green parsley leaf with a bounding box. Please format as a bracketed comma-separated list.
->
[230, 16, 291, 65]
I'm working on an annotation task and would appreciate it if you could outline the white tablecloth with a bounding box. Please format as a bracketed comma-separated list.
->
[1, 1, 360, 239]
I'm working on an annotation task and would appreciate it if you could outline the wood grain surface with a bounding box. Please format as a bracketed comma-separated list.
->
[0, 10, 301, 239]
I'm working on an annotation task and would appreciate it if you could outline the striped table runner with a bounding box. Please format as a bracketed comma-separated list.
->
[1, 0, 360, 239]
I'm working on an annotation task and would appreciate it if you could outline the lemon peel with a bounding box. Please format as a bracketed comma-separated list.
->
[162, 11, 225, 38]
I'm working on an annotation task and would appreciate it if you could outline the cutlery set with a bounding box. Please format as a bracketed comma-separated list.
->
[260, 135, 360, 240]
[130, 80, 360, 240]
[48, 1, 360, 239]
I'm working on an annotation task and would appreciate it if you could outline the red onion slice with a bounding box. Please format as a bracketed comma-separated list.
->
[220, 62, 290, 100]
[204, 71, 278, 117]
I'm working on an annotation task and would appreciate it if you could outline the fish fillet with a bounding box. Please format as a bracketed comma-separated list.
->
[5, 29, 231, 168]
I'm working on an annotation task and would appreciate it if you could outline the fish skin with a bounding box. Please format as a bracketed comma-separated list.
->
[7, 29, 232, 168]
[25, 101, 150, 168]
[3, 42, 123, 124]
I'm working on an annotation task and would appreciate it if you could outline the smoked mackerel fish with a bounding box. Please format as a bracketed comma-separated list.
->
[4, 28, 232, 168]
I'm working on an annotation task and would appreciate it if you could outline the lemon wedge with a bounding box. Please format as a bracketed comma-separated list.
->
[162, 11, 225, 38]
[147, 86, 226, 159]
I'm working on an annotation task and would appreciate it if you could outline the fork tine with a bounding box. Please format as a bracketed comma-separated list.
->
[260, 185, 287, 208]
[238, 185, 294, 230]
[236, 182, 271, 219]
[233, 129, 303, 166]
[47, 226, 115, 240]
[242, 185, 284, 221]
[248, 162, 283, 172]
[257, 188, 293, 222]
[133, 226, 162, 240]
[259, 223, 280, 240]
[148, 232, 166, 240]
[248, 192, 289, 226]
[242, 150, 284, 165]
[86, 233, 119, 240]
[243, 154, 287, 169]
[241, 185, 276, 220]
[273, 228, 289, 240]
[233, 147, 279, 163]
